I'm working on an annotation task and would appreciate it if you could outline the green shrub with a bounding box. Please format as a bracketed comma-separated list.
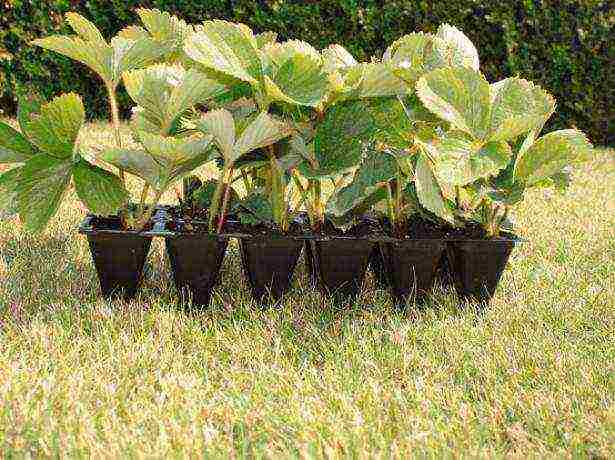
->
[0, 1, 611, 144]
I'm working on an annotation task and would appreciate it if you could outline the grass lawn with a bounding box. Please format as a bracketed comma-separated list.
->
[0, 121, 613, 457]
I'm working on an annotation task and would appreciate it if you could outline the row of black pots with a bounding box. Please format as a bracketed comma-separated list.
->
[80, 214, 519, 307]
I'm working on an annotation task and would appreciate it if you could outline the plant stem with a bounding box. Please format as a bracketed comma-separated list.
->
[106, 83, 126, 187]
[311, 179, 323, 232]
[208, 164, 229, 233]
[217, 166, 235, 234]
[138, 189, 163, 231]
[291, 170, 315, 225]
[139, 184, 150, 208]
[240, 169, 252, 194]
[385, 182, 396, 232]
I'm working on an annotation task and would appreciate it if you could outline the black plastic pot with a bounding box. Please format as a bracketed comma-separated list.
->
[165, 234, 228, 307]
[306, 238, 375, 299]
[86, 232, 152, 300]
[239, 236, 304, 302]
[446, 237, 518, 303]
[380, 239, 446, 305]
[368, 244, 390, 288]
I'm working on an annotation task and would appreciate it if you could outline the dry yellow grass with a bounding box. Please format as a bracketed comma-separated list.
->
[0, 122, 613, 457]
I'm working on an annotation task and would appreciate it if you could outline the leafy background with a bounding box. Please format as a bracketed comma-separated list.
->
[0, 0, 612, 145]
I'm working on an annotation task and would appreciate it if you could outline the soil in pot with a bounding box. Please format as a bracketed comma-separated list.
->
[305, 218, 378, 299]
[380, 239, 446, 306]
[239, 235, 304, 303]
[446, 225, 517, 303]
[84, 216, 152, 300]
[165, 234, 228, 307]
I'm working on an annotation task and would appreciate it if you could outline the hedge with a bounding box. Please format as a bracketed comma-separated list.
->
[0, 0, 612, 145]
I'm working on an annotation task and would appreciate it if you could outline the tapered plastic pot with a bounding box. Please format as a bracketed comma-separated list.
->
[368, 244, 390, 288]
[86, 232, 152, 299]
[239, 236, 303, 302]
[380, 239, 446, 305]
[446, 237, 517, 303]
[307, 238, 375, 299]
[165, 234, 228, 307]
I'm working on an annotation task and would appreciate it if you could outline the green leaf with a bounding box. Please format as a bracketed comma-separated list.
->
[124, 65, 225, 135]
[137, 131, 213, 169]
[236, 193, 274, 226]
[364, 97, 413, 150]
[0, 167, 23, 217]
[434, 24, 480, 70]
[138, 8, 193, 42]
[488, 78, 555, 142]
[101, 148, 162, 187]
[426, 132, 513, 185]
[265, 44, 330, 107]
[328, 147, 397, 217]
[196, 109, 236, 160]
[514, 129, 592, 187]
[341, 62, 408, 99]
[167, 69, 226, 120]
[414, 152, 454, 223]
[17, 154, 71, 232]
[32, 35, 113, 83]
[322, 44, 357, 73]
[383, 32, 446, 85]
[416, 67, 491, 139]
[233, 113, 292, 161]
[0, 122, 36, 163]
[256, 31, 278, 49]
[111, 36, 170, 81]
[185, 20, 262, 84]
[65, 12, 107, 46]
[117, 25, 149, 41]
[73, 159, 128, 215]
[289, 135, 318, 169]
[35, 12, 172, 87]
[17, 93, 84, 159]
[136, 8, 193, 62]
[309, 100, 377, 177]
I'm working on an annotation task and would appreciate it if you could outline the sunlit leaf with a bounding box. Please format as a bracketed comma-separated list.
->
[383, 32, 446, 85]
[342, 62, 408, 99]
[17, 93, 84, 159]
[414, 152, 454, 223]
[196, 109, 236, 159]
[434, 24, 480, 70]
[0, 167, 23, 217]
[322, 44, 357, 73]
[515, 129, 592, 187]
[328, 147, 397, 217]
[417, 67, 491, 139]
[136, 131, 213, 168]
[73, 158, 128, 215]
[185, 20, 261, 84]
[233, 112, 292, 161]
[33, 35, 113, 83]
[17, 154, 71, 232]
[425, 131, 512, 185]
[0, 122, 36, 163]
[309, 100, 377, 177]
[101, 148, 162, 187]
[265, 46, 329, 107]
[488, 77, 555, 142]
[124, 65, 225, 134]
[255, 31, 278, 49]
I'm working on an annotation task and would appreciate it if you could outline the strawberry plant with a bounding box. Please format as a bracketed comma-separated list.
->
[0, 94, 127, 231]
[415, 66, 593, 237]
